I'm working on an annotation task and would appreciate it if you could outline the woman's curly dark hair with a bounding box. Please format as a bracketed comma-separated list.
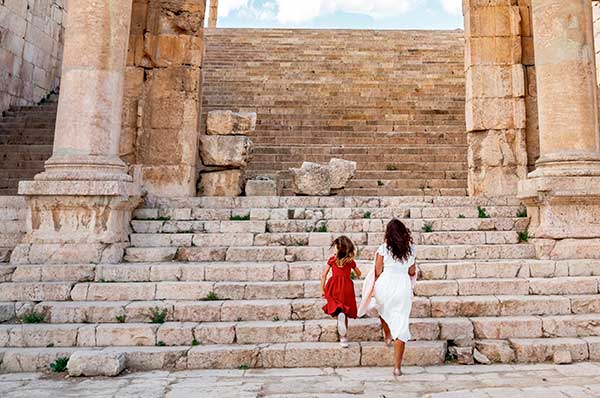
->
[384, 219, 414, 262]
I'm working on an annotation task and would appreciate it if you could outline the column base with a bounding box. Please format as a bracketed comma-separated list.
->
[518, 174, 600, 241]
[11, 180, 141, 265]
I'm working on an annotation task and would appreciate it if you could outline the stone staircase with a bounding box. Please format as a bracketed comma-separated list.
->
[0, 95, 57, 195]
[2, 196, 600, 372]
[202, 29, 467, 196]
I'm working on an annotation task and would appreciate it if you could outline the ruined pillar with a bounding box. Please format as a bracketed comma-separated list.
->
[518, 0, 600, 258]
[464, 1, 529, 197]
[12, 0, 141, 264]
[121, 0, 206, 198]
[208, 0, 218, 28]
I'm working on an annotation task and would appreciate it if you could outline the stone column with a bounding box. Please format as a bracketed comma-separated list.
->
[464, 1, 529, 197]
[519, 0, 600, 259]
[208, 0, 218, 28]
[12, 0, 141, 265]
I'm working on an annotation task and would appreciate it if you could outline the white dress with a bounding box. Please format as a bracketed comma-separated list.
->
[373, 243, 415, 342]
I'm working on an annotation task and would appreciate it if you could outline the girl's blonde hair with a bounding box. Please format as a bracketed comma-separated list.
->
[330, 235, 356, 268]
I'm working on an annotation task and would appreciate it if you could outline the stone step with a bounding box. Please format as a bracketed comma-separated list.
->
[130, 231, 524, 247]
[0, 318, 460, 347]
[6, 259, 599, 285]
[132, 209, 525, 224]
[0, 340, 447, 372]
[138, 196, 522, 210]
[124, 243, 536, 263]
[10, 293, 598, 325]
[5, 276, 582, 302]
[3, 315, 600, 349]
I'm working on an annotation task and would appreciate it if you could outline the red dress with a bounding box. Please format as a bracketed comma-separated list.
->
[322, 256, 358, 319]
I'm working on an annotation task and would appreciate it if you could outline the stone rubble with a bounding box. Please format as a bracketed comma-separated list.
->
[291, 158, 357, 196]
[198, 111, 257, 196]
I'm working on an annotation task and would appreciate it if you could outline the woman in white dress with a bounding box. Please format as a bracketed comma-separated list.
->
[374, 218, 416, 376]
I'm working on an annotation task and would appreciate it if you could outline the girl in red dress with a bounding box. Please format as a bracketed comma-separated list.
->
[321, 235, 362, 348]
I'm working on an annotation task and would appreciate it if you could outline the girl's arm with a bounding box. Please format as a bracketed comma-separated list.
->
[353, 264, 362, 279]
[320, 264, 331, 296]
[374, 254, 384, 279]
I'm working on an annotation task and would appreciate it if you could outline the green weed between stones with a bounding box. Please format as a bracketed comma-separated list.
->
[316, 224, 328, 233]
[21, 312, 45, 324]
[157, 341, 166, 347]
[239, 364, 250, 370]
[203, 292, 220, 301]
[517, 208, 528, 218]
[422, 223, 433, 233]
[50, 357, 69, 373]
[477, 206, 490, 219]
[230, 214, 251, 221]
[458, 214, 465, 219]
[116, 315, 126, 323]
[518, 229, 530, 243]
[363, 211, 372, 219]
[192, 339, 201, 346]
[150, 307, 168, 324]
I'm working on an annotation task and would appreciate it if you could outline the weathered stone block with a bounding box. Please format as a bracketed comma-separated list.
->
[68, 351, 125, 377]
[199, 135, 253, 167]
[245, 178, 277, 196]
[206, 110, 257, 135]
[199, 170, 244, 196]
[291, 162, 331, 196]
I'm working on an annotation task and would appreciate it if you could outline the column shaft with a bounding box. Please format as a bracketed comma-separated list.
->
[42, 0, 134, 181]
[209, 0, 218, 28]
[531, 0, 600, 173]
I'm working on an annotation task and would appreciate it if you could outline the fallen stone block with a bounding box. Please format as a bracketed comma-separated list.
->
[67, 351, 125, 377]
[329, 158, 357, 189]
[291, 162, 332, 196]
[199, 135, 253, 167]
[199, 170, 244, 196]
[245, 177, 277, 196]
[207, 110, 257, 135]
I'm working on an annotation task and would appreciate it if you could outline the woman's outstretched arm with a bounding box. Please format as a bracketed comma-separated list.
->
[374, 254, 384, 279]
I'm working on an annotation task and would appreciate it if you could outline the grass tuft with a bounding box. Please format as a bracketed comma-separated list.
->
[517, 208, 528, 218]
[477, 206, 490, 219]
[50, 357, 69, 373]
[116, 315, 126, 323]
[518, 229, 530, 243]
[21, 312, 45, 324]
[150, 307, 168, 324]
[203, 292, 220, 301]
[230, 214, 251, 221]
[422, 222, 433, 233]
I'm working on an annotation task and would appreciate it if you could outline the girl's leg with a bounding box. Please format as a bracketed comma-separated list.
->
[380, 317, 391, 342]
[393, 339, 406, 373]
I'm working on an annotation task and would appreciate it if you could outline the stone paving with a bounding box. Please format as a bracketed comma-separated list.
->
[3, 363, 600, 397]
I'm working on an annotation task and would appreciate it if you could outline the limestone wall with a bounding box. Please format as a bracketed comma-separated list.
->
[0, 0, 66, 112]
[120, 0, 206, 198]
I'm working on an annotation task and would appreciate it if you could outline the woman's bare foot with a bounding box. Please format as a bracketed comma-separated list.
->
[384, 334, 392, 346]
[393, 368, 402, 377]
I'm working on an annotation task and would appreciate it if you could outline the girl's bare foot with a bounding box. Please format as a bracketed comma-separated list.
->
[384, 337, 392, 346]
[393, 368, 402, 376]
